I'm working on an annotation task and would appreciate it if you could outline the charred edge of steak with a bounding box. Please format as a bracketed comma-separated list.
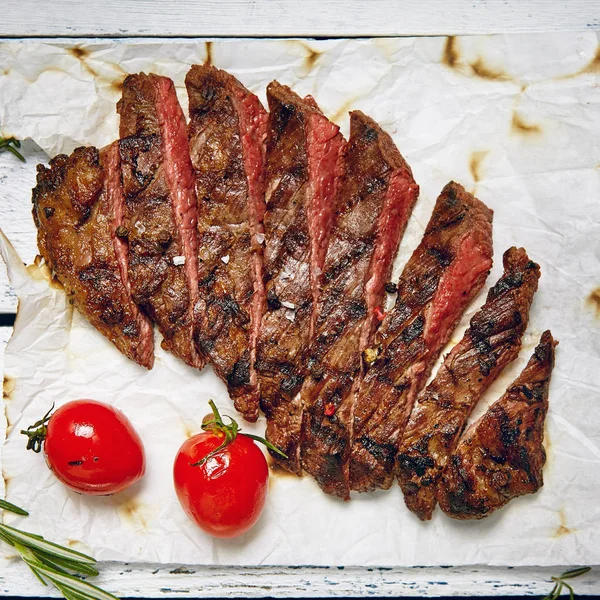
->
[397, 246, 540, 520]
[351, 110, 420, 350]
[438, 331, 556, 520]
[103, 142, 155, 368]
[349, 181, 494, 493]
[299, 112, 419, 499]
[186, 65, 267, 421]
[154, 74, 202, 365]
[258, 82, 343, 471]
[118, 73, 202, 369]
[32, 145, 155, 369]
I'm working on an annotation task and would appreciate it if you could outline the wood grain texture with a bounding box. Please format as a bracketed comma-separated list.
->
[0, 554, 599, 597]
[1, 0, 599, 37]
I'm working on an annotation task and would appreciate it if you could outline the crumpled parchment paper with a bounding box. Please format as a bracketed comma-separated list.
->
[1, 34, 599, 567]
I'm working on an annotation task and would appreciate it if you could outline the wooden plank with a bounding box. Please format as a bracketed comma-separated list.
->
[0, 554, 599, 597]
[2, 0, 599, 38]
[0, 142, 47, 314]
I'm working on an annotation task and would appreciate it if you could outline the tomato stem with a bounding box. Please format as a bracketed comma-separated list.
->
[191, 400, 287, 467]
[20, 404, 55, 453]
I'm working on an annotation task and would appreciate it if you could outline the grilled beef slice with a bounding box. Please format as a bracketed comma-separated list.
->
[299, 111, 420, 499]
[256, 82, 345, 474]
[397, 247, 541, 520]
[32, 144, 154, 368]
[118, 73, 202, 368]
[186, 65, 267, 422]
[349, 182, 494, 493]
[438, 330, 556, 520]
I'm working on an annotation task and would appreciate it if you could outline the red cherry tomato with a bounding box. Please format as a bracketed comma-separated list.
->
[173, 430, 269, 539]
[40, 400, 145, 495]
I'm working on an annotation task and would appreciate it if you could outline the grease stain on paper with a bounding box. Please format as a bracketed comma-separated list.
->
[287, 41, 324, 73]
[587, 288, 600, 316]
[557, 45, 600, 79]
[118, 498, 151, 531]
[442, 37, 510, 81]
[511, 112, 542, 135]
[469, 150, 490, 183]
[553, 508, 575, 538]
[330, 98, 358, 124]
[67, 46, 126, 94]
[3, 375, 15, 401]
[205, 41, 213, 66]
[69, 46, 99, 78]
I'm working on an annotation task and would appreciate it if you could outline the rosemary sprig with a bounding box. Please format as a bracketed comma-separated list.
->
[0, 498, 119, 600]
[192, 400, 287, 467]
[0, 136, 26, 162]
[543, 567, 591, 600]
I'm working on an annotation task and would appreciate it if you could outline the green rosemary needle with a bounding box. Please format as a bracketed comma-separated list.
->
[543, 567, 592, 600]
[0, 136, 26, 162]
[0, 498, 119, 600]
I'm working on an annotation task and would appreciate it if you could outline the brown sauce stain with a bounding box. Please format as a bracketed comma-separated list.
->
[68, 46, 98, 78]
[512, 112, 542, 135]
[110, 77, 125, 94]
[587, 288, 600, 315]
[119, 498, 148, 530]
[205, 41, 213, 66]
[286, 40, 324, 73]
[557, 45, 600, 79]
[67, 46, 127, 93]
[3, 375, 15, 401]
[469, 150, 490, 183]
[330, 98, 357, 124]
[442, 37, 512, 82]
[553, 508, 575, 538]
[470, 58, 507, 81]
[2, 69, 9, 76]
[442, 36, 459, 68]
[69, 47, 90, 61]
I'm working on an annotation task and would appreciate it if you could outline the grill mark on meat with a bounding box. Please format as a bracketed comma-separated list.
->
[257, 82, 345, 474]
[32, 145, 154, 368]
[398, 247, 541, 520]
[349, 182, 494, 493]
[118, 73, 202, 368]
[299, 111, 419, 499]
[186, 65, 267, 422]
[438, 331, 556, 520]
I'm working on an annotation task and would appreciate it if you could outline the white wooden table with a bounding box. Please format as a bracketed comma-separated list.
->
[1, 1, 599, 596]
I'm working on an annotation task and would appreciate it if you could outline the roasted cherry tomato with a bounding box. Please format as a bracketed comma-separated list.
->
[22, 399, 145, 495]
[173, 401, 284, 539]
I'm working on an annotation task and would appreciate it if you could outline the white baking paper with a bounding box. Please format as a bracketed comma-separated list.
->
[1, 35, 599, 567]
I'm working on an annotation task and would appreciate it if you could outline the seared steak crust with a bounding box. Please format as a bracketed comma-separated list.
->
[186, 65, 267, 422]
[32, 145, 154, 368]
[257, 82, 344, 474]
[397, 247, 541, 520]
[300, 111, 419, 499]
[350, 182, 494, 493]
[118, 73, 202, 368]
[438, 331, 556, 520]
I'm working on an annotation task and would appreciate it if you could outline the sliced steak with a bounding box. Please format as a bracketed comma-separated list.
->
[186, 65, 267, 422]
[300, 111, 420, 499]
[438, 331, 556, 520]
[397, 247, 541, 520]
[256, 82, 345, 474]
[349, 182, 494, 492]
[32, 144, 154, 368]
[118, 73, 202, 368]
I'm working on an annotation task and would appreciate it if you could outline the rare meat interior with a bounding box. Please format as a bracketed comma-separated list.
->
[30, 65, 556, 518]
